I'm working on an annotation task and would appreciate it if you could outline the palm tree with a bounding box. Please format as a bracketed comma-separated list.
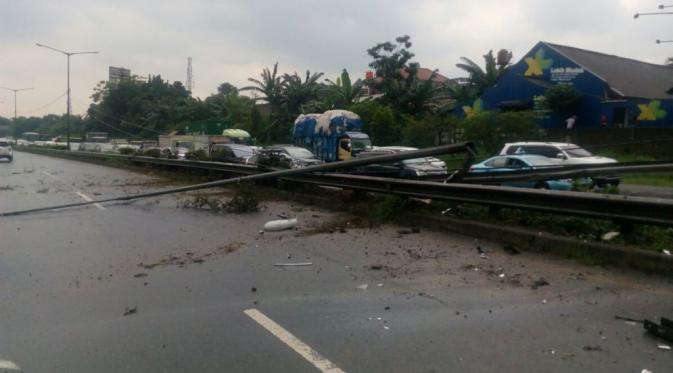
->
[324, 69, 364, 108]
[281, 70, 324, 115]
[241, 63, 285, 109]
[456, 50, 511, 96]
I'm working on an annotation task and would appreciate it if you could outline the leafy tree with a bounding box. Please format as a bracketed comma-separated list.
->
[241, 63, 285, 110]
[544, 84, 582, 117]
[456, 50, 510, 96]
[462, 111, 538, 154]
[217, 82, 238, 96]
[324, 69, 364, 108]
[349, 100, 401, 145]
[281, 70, 324, 116]
[366, 35, 441, 115]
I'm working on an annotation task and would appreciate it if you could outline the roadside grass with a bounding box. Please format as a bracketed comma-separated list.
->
[620, 173, 673, 188]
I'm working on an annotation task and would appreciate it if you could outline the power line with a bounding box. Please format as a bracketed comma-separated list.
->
[20, 91, 68, 116]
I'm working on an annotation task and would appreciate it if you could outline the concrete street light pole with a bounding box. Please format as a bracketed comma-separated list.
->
[35, 43, 98, 150]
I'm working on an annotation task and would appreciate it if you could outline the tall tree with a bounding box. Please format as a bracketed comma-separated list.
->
[324, 69, 364, 108]
[456, 49, 511, 97]
[241, 63, 285, 110]
[217, 82, 238, 96]
[366, 35, 441, 115]
[281, 70, 324, 116]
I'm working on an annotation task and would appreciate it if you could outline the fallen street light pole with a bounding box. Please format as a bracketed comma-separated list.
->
[0, 142, 475, 217]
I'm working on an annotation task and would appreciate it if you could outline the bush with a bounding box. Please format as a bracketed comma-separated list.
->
[349, 100, 401, 146]
[462, 111, 539, 154]
[185, 149, 209, 161]
[119, 147, 136, 155]
[143, 148, 162, 158]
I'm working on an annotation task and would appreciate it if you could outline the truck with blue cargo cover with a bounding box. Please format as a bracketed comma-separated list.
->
[292, 110, 372, 162]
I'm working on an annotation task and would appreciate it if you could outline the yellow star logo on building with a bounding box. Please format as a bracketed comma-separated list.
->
[637, 100, 667, 121]
[463, 99, 483, 119]
[524, 48, 553, 77]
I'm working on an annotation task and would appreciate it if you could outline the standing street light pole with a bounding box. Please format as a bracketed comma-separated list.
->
[0, 86, 34, 141]
[35, 43, 98, 151]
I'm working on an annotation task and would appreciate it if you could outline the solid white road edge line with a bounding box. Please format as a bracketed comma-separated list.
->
[244, 308, 346, 373]
[75, 191, 106, 211]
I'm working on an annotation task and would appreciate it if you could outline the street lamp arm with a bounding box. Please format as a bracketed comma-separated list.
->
[71, 51, 99, 56]
[35, 43, 69, 55]
[0, 86, 34, 92]
[634, 11, 673, 18]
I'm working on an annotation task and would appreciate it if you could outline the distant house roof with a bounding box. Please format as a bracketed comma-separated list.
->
[544, 42, 673, 100]
[399, 67, 450, 83]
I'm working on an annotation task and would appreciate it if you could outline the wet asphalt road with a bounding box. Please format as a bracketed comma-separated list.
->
[1, 151, 673, 373]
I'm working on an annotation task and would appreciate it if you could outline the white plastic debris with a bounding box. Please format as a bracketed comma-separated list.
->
[658, 344, 671, 351]
[384, 326, 390, 330]
[542, 299, 547, 304]
[263, 218, 298, 232]
[356, 284, 368, 290]
[663, 249, 671, 256]
[641, 369, 652, 373]
[601, 231, 620, 241]
[377, 283, 384, 287]
[498, 273, 505, 278]
[274, 262, 313, 267]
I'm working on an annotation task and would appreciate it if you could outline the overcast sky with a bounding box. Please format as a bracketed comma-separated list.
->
[1, 0, 671, 117]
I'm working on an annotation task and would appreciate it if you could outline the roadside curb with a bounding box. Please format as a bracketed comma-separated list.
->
[406, 212, 673, 276]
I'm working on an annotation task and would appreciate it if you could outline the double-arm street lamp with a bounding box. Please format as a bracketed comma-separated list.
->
[35, 43, 98, 150]
[0, 86, 34, 140]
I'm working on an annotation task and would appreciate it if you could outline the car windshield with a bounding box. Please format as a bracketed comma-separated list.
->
[284, 147, 315, 159]
[562, 146, 593, 157]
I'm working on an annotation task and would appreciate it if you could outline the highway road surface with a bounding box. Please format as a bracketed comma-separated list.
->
[1, 151, 672, 372]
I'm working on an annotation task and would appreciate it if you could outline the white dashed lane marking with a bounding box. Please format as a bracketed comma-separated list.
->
[75, 191, 106, 211]
[244, 308, 346, 373]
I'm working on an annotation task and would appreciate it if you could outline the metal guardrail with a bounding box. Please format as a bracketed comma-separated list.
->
[16, 146, 673, 226]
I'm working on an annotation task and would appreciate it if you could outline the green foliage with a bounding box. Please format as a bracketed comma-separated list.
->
[456, 50, 510, 97]
[86, 76, 205, 138]
[324, 69, 364, 109]
[544, 85, 581, 116]
[366, 35, 441, 115]
[348, 100, 401, 146]
[367, 195, 409, 223]
[185, 149, 209, 161]
[119, 147, 136, 155]
[462, 111, 539, 154]
[143, 148, 162, 158]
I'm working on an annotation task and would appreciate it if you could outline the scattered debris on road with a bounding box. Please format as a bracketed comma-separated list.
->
[356, 284, 368, 290]
[133, 273, 148, 278]
[601, 231, 620, 241]
[369, 264, 384, 270]
[658, 344, 671, 351]
[531, 277, 550, 289]
[264, 218, 298, 232]
[583, 345, 602, 352]
[274, 262, 313, 267]
[503, 244, 520, 255]
[614, 315, 644, 324]
[139, 242, 243, 269]
[123, 306, 137, 316]
[644, 317, 673, 342]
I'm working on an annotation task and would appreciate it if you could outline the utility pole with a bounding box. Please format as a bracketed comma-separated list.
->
[0, 86, 34, 140]
[186, 57, 193, 92]
[36, 43, 98, 150]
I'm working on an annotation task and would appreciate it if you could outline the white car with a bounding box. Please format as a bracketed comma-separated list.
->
[499, 142, 616, 165]
[0, 139, 13, 161]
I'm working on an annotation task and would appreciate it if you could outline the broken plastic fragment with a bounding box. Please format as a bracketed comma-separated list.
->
[264, 218, 298, 232]
[356, 284, 368, 290]
[601, 231, 620, 241]
[658, 344, 671, 351]
[663, 249, 671, 256]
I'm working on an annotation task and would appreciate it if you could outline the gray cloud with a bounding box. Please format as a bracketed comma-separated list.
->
[1, 0, 670, 117]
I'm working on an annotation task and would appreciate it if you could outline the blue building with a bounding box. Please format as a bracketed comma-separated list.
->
[476, 41, 673, 128]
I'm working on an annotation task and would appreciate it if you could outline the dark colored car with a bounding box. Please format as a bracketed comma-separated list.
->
[350, 146, 448, 179]
[253, 145, 323, 169]
[210, 144, 257, 164]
